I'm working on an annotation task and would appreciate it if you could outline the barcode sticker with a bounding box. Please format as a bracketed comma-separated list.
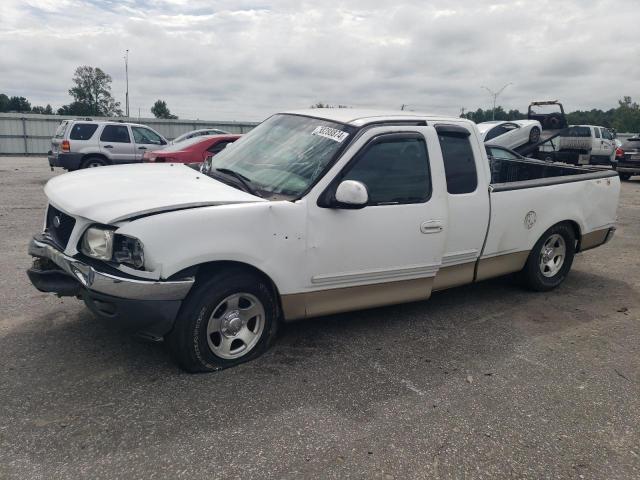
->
[311, 126, 349, 143]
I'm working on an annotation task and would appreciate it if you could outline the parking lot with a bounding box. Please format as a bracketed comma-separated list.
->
[1, 156, 638, 479]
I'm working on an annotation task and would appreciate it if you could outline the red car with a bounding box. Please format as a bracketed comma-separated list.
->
[142, 134, 240, 164]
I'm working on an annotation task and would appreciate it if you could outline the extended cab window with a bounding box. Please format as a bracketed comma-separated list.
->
[100, 125, 131, 143]
[132, 126, 163, 145]
[594, 128, 601, 138]
[69, 123, 98, 140]
[342, 136, 431, 205]
[438, 132, 478, 194]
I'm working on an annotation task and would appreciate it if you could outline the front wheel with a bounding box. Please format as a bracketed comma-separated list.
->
[519, 223, 576, 291]
[166, 269, 278, 372]
[619, 173, 632, 181]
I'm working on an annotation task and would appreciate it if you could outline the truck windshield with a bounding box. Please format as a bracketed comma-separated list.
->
[208, 114, 355, 198]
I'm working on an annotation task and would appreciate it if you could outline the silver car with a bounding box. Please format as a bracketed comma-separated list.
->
[48, 120, 168, 171]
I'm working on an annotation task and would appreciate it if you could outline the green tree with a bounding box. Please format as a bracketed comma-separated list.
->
[57, 101, 94, 116]
[151, 99, 178, 119]
[31, 104, 53, 114]
[7, 96, 31, 112]
[612, 96, 640, 133]
[62, 65, 122, 116]
[0, 93, 9, 112]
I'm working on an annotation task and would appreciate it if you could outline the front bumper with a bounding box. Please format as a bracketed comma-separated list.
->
[27, 236, 194, 338]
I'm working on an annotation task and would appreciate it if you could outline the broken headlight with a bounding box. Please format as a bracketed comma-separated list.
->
[80, 227, 144, 269]
[112, 235, 145, 269]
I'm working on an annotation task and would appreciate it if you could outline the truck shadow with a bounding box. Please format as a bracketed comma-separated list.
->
[2, 268, 635, 454]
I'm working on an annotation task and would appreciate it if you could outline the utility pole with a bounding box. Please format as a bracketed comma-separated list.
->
[124, 49, 130, 118]
[481, 83, 512, 120]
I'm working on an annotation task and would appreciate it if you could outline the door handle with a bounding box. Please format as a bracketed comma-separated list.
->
[138, 146, 147, 150]
[104, 145, 113, 149]
[420, 220, 444, 234]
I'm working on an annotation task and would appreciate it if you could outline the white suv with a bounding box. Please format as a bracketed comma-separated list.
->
[48, 120, 168, 171]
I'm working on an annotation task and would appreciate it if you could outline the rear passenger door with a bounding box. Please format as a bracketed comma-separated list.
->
[432, 124, 490, 290]
[500, 123, 522, 149]
[132, 126, 166, 160]
[99, 125, 135, 163]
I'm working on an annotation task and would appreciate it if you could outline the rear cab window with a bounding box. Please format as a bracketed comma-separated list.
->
[437, 128, 478, 194]
[69, 123, 99, 140]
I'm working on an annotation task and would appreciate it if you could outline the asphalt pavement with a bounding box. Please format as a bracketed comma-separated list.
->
[1, 157, 638, 479]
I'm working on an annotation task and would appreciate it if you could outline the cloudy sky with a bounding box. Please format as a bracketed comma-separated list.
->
[1, 0, 639, 121]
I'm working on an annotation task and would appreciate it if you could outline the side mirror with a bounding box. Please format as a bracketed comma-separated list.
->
[334, 180, 369, 208]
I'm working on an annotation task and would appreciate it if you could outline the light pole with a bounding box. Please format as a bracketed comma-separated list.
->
[124, 49, 130, 118]
[481, 83, 512, 120]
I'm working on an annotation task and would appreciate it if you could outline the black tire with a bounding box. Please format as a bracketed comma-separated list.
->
[519, 223, 576, 292]
[619, 173, 632, 181]
[546, 113, 563, 130]
[166, 269, 278, 373]
[529, 127, 541, 144]
[81, 156, 107, 168]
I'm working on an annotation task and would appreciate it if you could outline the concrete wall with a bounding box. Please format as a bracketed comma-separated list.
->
[0, 113, 259, 155]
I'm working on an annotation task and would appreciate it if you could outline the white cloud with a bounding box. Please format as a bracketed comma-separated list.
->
[1, 0, 638, 121]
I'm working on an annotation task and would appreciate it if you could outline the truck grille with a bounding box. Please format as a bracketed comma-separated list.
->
[45, 205, 76, 249]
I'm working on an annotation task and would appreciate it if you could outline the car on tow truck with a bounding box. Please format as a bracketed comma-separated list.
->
[477, 120, 542, 150]
[27, 109, 620, 372]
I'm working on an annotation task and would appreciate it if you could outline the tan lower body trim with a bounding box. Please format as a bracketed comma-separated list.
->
[432, 262, 475, 291]
[580, 228, 609, 251]
[281, 277, 433, 321]
[475, 251, 529, 282]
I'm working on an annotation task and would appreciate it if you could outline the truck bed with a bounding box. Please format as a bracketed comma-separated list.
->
[490, 157, 617, 190]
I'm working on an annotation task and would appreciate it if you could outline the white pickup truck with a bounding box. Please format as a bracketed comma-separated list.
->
[28, 109, 620, 372]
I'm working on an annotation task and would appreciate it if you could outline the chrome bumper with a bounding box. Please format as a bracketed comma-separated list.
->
[28, 237, 194, 301]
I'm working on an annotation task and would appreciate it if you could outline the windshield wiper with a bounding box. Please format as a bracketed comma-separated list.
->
[214, 168, 258, 196]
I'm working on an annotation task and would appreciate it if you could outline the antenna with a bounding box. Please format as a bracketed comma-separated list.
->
[124, 49, 130, 118]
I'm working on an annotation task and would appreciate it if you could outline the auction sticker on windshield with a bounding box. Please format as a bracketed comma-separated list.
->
[311, 126, 349, 143]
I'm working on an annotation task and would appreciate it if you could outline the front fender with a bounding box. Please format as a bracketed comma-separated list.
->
[117, 200, 308, 295]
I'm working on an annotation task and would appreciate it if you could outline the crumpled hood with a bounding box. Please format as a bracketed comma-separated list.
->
[45, 163, 266, 224]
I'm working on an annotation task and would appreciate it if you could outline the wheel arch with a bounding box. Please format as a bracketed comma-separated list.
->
[81, 153, 111, 165]
[169, 260, 285, 318]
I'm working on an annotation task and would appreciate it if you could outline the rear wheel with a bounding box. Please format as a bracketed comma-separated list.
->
[81, 156, 107, 168]
[520, 223, 575, 291]
[166, 269, 278, 372]
[529, 127, 541, 144]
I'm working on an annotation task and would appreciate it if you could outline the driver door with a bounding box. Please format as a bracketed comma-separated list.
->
[500, 123, 521, 149]
[303, 126, 448, 317]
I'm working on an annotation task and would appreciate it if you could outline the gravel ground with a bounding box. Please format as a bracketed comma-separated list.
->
[0, 157, 639, 480]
